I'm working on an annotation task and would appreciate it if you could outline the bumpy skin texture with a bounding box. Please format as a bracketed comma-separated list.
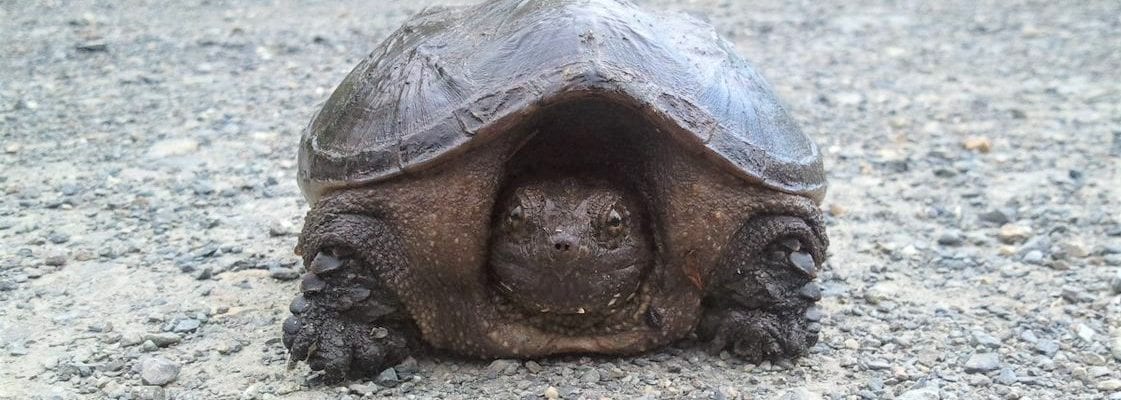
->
[697, 216, 827, 360]
[283, 215, 416, 383]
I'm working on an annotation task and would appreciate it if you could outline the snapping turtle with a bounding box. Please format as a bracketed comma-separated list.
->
[283, 0, 828, 381]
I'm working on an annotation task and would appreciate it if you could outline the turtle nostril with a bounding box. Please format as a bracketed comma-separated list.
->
[549, 233, 577, 252]
[551, 236, 574, 252]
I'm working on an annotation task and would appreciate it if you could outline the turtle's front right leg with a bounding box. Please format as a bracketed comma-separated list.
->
[281, 213, 416, 383]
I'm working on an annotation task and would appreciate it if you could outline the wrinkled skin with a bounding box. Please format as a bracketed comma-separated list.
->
[281, 101, 828, 383]
[489, 177, 654, 322]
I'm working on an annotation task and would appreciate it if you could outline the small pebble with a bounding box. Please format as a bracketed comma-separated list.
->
[1022, 250, 1044, 264]
[1109, 269, 1121, 294]
[1110, 335, 1121, 361]
[269, 266, 300, 281]
[269, 220, 294, 237]
[1074, 324, 1096, 343]
[76, 40, 109, 52]
[1060, 286, 1093, 303]
[971, 331, 1001, 349]
[348, 382, 377, 396]
[143, 333, 182, 347]
[102, 380, 127, 398]
[44, 254, 67, 266]
[138, 356, 180, 386]
[998, 224, 1032, 244]
[147, 138, 199, 158]
[47, 232, 70, 244]
[780, 387, 822, 400]
[863, 284, 892, 305]
[8, 342, 28, 356]
[396, 356, 419, 375]
[88, 322, 113, 333]
[865, 359, 891, 370]
[133, 386, 165, 400]
[375, 367, 399, 387]
[896, 386, 941, 400]
[580, 368, 601, 384]
[1100, 379, 1121, 391]
[979, 209, 1011, 225]
[996, 368, 1017, 385]
[486, 359, 519, 378]
[937, 230, 963, 246]
[963, 136, 992, 153]
[173, 319, 201, 333]
[964, 352, 1001, 373]
[1035, 340, 1060, 357]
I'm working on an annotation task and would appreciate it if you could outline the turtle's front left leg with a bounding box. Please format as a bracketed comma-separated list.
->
[697, 215, 827, 360]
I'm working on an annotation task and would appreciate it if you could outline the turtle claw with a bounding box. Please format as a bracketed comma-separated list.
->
[300, 273, 327, 293]
[798, 282, 822, 301]
[289, 294, 309, 314]
[309, 252, 345, 274]
[788, 251, 816, 277]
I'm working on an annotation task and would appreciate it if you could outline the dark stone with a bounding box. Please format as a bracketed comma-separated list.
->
[76, 41, 109, 52]
[375, 367, 400, 387]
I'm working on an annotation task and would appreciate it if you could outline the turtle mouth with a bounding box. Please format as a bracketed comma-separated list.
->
[488, 256, 654, 331]
[488, 262, 656, 333]
[492, 262, 642, 315]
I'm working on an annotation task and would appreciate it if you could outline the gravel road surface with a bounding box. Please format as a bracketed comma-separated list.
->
[2, 0, 1120, 399]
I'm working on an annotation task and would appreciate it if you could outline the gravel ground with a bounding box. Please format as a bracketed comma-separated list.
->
[2, 0, 1120, 399]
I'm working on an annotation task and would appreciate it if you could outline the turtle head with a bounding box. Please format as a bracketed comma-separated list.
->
[489, 177, 653, 317]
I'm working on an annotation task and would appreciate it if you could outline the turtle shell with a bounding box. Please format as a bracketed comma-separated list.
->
[298, 0, 825, 203]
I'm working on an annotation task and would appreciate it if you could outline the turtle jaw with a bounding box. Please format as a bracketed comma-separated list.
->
[487, 255, 659, 335]
[490, 258, 645, 316]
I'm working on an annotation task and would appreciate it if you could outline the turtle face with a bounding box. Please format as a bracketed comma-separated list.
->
[489, 177, 653, 319]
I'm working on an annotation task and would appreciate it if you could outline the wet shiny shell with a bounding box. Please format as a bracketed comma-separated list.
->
[298, 0, 825, 203]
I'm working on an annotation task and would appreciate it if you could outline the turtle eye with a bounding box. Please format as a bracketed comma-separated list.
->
[607, 209, 623, 227]
[603, 208, 625, 236]
[507, 205, 524, 228]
